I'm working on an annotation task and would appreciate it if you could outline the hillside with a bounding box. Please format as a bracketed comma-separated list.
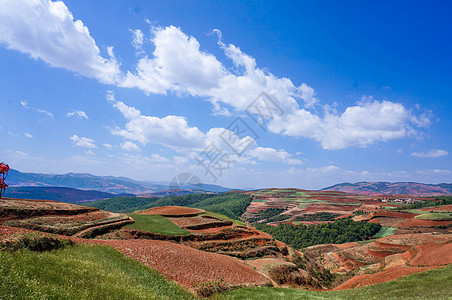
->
[1, 193, 452, 298]
[8, 169, 232, 195]
[85, 192, 252, 220]
[321, 182, 452, 196]
[4, 187, 133, 203]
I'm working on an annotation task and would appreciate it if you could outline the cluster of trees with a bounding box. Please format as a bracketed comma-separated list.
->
[353, 210, 371, 216]
[255, 218, 381, 249]
[293, 212, 339, 221]
[86, 192, 252, 220]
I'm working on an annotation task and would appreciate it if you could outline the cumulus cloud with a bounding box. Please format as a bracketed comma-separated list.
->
[103, 143, 113, 150]
[37, 108, 54, 118]
[0, 0, 120, 83]
[247, 147, 303, 165]
[270, 100, 413, 150]
[130, 29, 144, 52]
[119, 26, 428, 150]
[120, 141, 141, 152]
[67, 110, 88, 119]
[24, 132, 33, 138]
[411, 149, 448, 158]
[20, 100, 28, 108]
[1, 3, 431, 151]
[70, 134, 97, 148]
[108, 93, 300, 166]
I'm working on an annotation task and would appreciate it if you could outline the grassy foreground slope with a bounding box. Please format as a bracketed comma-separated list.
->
[220, 265, 452, 300]
[0, 244, 194, 300]
[1, 242, 451, 299]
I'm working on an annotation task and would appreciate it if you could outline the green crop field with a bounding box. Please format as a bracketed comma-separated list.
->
[125, 214, 190, 235]
[373, 226, 397, 238]
[414, 212, 452, 220]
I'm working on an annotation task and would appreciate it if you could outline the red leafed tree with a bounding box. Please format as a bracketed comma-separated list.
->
[0, 162, 9, 199]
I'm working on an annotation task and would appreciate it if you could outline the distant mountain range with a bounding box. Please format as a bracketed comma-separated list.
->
[6, 169, 232, 195]
[321, 182, 452, 196]
[4, 187, 133, 203]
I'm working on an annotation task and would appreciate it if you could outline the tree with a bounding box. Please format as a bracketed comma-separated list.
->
[0, 162, 9, 199]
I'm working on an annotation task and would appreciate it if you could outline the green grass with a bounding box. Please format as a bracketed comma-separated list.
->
[219, 265, 452, 299]
[0, 244, 195, 300]
[200, 211, 246, 226]
[290, 191, 311, 198]
[125, 214, 190, 235]
[414, 212, 452, 220]
[373, 226, 397, 238]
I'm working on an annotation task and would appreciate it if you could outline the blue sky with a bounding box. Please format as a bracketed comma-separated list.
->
[0, 0, 450, 189]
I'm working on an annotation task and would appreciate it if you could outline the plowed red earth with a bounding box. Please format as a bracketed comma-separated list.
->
[420, 204, 452, 212]
[87, 239, 268, 288]
[136, 206, 205, 217]
[333, 266, 435, 290]
[399, 219, 452, 228]
[372, 211, 417, 219]
[0, 225, 268, 289]
[410, 243, 452, 266]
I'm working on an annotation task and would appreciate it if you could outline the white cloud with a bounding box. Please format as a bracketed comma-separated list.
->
[109, 93, 205, 149]
[85, 150, 95, 156]
[411, 149, 448, 158]
[270, 100, 412, 150]
[24, 132, 33, 138]
[20, 100, 28, 108]
[130, 29, 144, 51]
[103, 143, 113, 150]
[15, 150, 29, 157]
[0, 0, 120, 83]
[37, 108, 54, 118]
[411, 110, 433, 128]
[120, 141, 141, 152]
[70, 134, 97, 148]
[247, 147, 303, 165]
[67, 110, 89, 119]
[119, 26, 427, 150]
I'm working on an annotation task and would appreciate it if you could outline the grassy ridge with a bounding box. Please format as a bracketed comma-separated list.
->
[220, 265, 452, 299]
[125, 214, 190, 235]
[0, 244, 194, 300]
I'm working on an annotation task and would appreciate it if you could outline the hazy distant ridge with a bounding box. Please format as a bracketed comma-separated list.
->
[321, 181, 452, 196]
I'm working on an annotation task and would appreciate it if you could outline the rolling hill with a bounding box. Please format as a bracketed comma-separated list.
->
[4, 187, 133, 203]
[7, 169, 232, 195]
[321, 182, 452, 196]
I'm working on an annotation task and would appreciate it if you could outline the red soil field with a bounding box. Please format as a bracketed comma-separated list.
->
[371, 211, 417, 219]
[420, 204, 452, 212]
[136, 206, 205, 217]
[410, 243, 452, 266]
[399, 219, 452, 228]
[0, 224, 268, 289]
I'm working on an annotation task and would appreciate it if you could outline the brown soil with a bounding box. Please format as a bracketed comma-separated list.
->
[399, 218, 452, 228]
[168, 215, 232, 230]
[136, 206, 205, 217]
[420, 205, 452, 212]
[410, 243, 452, 266]
[86, 239, 269, 289]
